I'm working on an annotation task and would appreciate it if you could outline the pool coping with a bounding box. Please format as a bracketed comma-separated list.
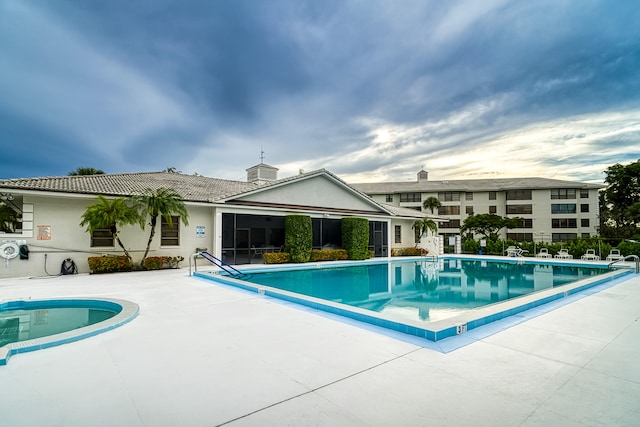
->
[0, 297, 139, 366]
[193, 256, 635, 343]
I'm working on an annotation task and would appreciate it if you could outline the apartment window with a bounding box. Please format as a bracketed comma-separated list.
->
[90, 228, 114, 247]
[581, 218, 590, 227]
[414, 227, 421, 243]
[552, 233, 577, 242]
[394, 225, 401, 244]
[400, 193, 421, 203]
[552, 218, 577, 228]
[580, 189, 589, 198]
[580, 204, 589, 213]
[489, 191, 497, 200]
[551, 204, 576, 214]
[465, 206, 474, 215]
[507, 233, 533, 241]
[440, 219, 461, 229]
[489, 205, 497, 214]
[551, 189, 576, 199]
[438, 206, 460, 215]
[465, 192, 473, 201]
[385, 194, 393, 203]
[506, 204, 532, 215]
[506, 190, 532, 200]
[438, 192, 460, 202]
[513, 218, 533, 228]
[161, 216, 180, 246]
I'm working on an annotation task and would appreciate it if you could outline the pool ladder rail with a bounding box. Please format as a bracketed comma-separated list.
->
[189, 251, 248, 278]
[608, 255, 640, 274]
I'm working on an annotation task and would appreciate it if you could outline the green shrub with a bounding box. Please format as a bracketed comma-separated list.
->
[391, 247, 424, 256]
[309, 249, 349, 261]
[143, 256, 184, 270]
[285, 215, 313, 263]
[87, 255, 132, 274]
[263, 252, 291, 264]
[341, 217, 370, 260]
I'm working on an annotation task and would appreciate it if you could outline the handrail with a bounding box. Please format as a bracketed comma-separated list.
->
[199, 251, 245, 277]
[608, 255, 640, 273]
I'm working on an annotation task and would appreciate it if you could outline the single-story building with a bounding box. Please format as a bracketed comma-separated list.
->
[0, 163, 442, 278]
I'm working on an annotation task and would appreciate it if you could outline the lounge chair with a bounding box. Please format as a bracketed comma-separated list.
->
[606, 249, 624, 262]
[554, 249, 573, 259]
[505, 246, 528, 257]
[580, 249, 600, 261]
[536, 248, 552, 258]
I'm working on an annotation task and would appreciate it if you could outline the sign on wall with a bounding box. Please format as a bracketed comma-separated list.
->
[37, 225, 51, 240]
[196, 225, 205, 238]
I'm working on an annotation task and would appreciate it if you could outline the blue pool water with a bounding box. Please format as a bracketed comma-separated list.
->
[197, 257, 629, 342]
[238, 259, 611, 322]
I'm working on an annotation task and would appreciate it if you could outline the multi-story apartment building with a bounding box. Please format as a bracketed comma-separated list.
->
[353, 170, 604, 243]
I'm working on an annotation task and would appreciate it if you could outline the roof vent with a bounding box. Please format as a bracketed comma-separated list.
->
[246, 163, 279, 185]
[417, 169, 428, 182]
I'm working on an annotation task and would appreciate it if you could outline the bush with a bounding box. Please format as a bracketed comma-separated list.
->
[285, 215, 313, 263]
[263, 252, 291, 264]
[88, 255, 132, 274]
[143, 256, 184, 270]
[341, 217, 370, 260]
[392, 247, 424, 256]
[309, 249, 349, 261]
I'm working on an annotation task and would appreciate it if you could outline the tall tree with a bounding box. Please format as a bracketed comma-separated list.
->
[69, 167, 105, 176]
[80, 195, 142, 260]
[422, 196, 442, 214]
[601, 159, 640, 234]
[133, 188, 189, 266]
[412, 218, 438, 247]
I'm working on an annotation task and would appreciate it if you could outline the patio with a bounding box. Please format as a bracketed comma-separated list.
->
[1, 267, 639, 426]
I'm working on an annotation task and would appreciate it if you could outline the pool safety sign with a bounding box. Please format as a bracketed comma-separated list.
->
[196, 225, 205, 238]
[37, 225, 51, 240]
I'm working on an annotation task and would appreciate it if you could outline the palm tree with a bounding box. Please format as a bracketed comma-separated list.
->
[69, 167, 105, 176]
[422, 196, 441, 214]
[412, 218, 438, 247]
[134, 188, 189, 266]
[80, 195, 142, 260]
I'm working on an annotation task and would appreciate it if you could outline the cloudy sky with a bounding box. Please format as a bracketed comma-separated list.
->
[1, 0, 639, 184]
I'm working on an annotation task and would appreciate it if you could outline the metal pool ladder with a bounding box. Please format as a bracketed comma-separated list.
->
[608, 255, 640, 273]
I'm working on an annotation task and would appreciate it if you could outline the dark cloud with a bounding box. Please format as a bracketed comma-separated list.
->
[1, 0, 638, 181]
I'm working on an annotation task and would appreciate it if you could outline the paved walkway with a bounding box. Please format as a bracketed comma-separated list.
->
[1, 268, 639, 426]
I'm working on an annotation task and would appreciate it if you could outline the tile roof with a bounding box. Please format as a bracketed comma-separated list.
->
[352, 177, 604, 194]
[0, 172, 258, 202]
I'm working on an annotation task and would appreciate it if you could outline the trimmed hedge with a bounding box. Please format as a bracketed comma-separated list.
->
[263, 252, 292, 264]
[143, 256, 184, 270]
[285, 215, 313, 263]
[88, 255, 132, 274]
[341, 217, 370, 260]
[392, 247, 425, 256]
[310, 249, 349, 261]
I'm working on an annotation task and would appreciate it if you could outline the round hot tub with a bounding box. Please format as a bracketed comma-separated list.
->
[1, 298, 139, 365]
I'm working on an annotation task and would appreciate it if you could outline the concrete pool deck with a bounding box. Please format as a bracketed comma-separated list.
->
[1, 267, 639, 426]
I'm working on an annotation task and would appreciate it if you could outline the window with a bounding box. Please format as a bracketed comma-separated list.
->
[506, 190, 532, 200]
[513, 218, 533, 228]
[465, 192, 473, 201]
[438, 192, 460, 201]
[552, 233, 577, 242]
[489, 192, 497, 200]
[438, 206, 460, 215]
[581, 218, 590, 227]
[90, 228, 114, 247]
[414, 227, 421, 243]
[161, 216, 180, 246]
[394, 225, 401, 243]
[507, 233, 533, 241]
[385, 194, 393, 203]
[506, 204, 532, 215]
[400, 193, 421, 203]
[440, 219, 461, 229]
[580, 189, 589, 198]
[465, 206, 474, 215]
[489, 205, 497, 214]
[551, 189, 576, 199]
[551, 204, 576, 214]
[552, 218, 577, 228]
[581, 204, 589, 213]
[0, 195, 24, 234]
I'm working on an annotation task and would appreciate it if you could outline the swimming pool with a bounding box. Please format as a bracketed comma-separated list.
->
[195, 257, 633, 342]
[0, 298, 139, 365]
